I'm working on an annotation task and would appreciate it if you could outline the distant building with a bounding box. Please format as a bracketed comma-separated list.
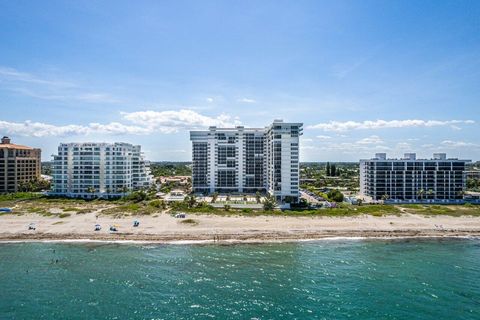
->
[0, 136, 41, 193]
[360, 153, 470, 203]
[51, 142, 152, 198]
[465, 171, 480, 180]
[190, 120, 303, 203]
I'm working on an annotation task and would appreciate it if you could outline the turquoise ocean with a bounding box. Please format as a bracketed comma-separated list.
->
[0, 239, 479, 319]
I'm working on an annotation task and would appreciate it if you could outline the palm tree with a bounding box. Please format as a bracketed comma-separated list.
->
[117, 186, 130, 196]
[211, 192, 219, 203]
[255, 191, 261, 204]
[86, 186, 96, 199]
[381, 194, 390, 203]
[417, 188, 425, 201]
[263, 195, 276, 211]
[426, 189, 434, 200]
[187, 195, 197, 208]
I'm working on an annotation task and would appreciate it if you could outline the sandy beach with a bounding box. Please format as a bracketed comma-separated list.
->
[1, 212, 480, 243]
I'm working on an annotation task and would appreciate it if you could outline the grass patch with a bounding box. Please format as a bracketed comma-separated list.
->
[59, 213, 71, 218]
[26, 207, 52, 216]
[100, 202, 160, 216]
[75, 209, 91, 214]
[0, 192, 44, 201]
[398, 204, 480, 217]
[52, 221, 65, 225]
[284, 204, 401, 217]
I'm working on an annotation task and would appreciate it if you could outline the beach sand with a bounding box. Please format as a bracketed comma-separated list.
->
[1, 212, 480, 243]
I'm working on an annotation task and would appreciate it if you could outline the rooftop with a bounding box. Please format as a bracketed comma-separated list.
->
[0, 136, 36, 150]
[360, 152, 471, 162]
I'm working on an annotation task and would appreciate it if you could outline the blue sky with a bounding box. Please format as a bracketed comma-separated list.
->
[0, 0, 479, 161]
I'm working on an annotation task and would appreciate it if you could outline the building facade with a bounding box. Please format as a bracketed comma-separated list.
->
[51, 142, 152, 198]
[190, 120, 302, 203]
[360, 153, 470, 203]
[0, 136, 41, 193]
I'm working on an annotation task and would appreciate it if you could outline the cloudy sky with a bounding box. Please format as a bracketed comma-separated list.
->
[1, 0, 479, 161]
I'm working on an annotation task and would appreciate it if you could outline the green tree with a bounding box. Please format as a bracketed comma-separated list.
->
[186, 195, 197, 208]
[331, 164, 337, 177]
[326, 162, 331, 176]
[327, 189, 344, 202]
[263, 196, 276, 211]
[224, 204, 231, 211]
[117, 186, 130, 196]
[125, 190, 149, 202]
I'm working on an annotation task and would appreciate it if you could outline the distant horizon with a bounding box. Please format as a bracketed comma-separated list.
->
[1, 1, 479, 162]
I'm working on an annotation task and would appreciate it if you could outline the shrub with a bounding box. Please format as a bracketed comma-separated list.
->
[327, 189, 344, 202]
[148, 199, 166, 209]
[180, 218, 198, 225]
[123, 190, 150, 203]
[263, 196, 276, 211]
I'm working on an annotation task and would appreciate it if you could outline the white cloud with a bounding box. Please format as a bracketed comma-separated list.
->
[300, 145, 318, 150]
[237, 98, 257, 104]
[121, 109, 241, 133]
[206, 97, 214, 103]
[441, 140, 479, 148]
[0, 120, 149, 137]
[395, 142, 412, 149]
[301, 137, 313, 142]
[0, 110, 241, 137]
[316, 135, 332, 140]
[76, 93, 121, 103]
[356, 135, 383, 145]
[307, 119, 475, 132]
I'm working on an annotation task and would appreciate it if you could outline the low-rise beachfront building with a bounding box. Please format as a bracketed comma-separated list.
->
[0, 136, 41, 193]
[359, 153, 470, 203]
[51, 142, 153, 199]
[190, 120, 303, 203]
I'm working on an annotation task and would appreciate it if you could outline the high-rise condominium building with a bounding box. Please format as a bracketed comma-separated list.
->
[190, 120, 303, 203]
[0, 136, 41, 193]
[51, 142, 152, 198]
[360, 153, 470, 203]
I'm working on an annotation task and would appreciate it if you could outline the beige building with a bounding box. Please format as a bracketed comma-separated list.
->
[0, 136, 41, 193]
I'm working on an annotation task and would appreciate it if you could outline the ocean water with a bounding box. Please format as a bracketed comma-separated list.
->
[0, 239, 479, 320]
